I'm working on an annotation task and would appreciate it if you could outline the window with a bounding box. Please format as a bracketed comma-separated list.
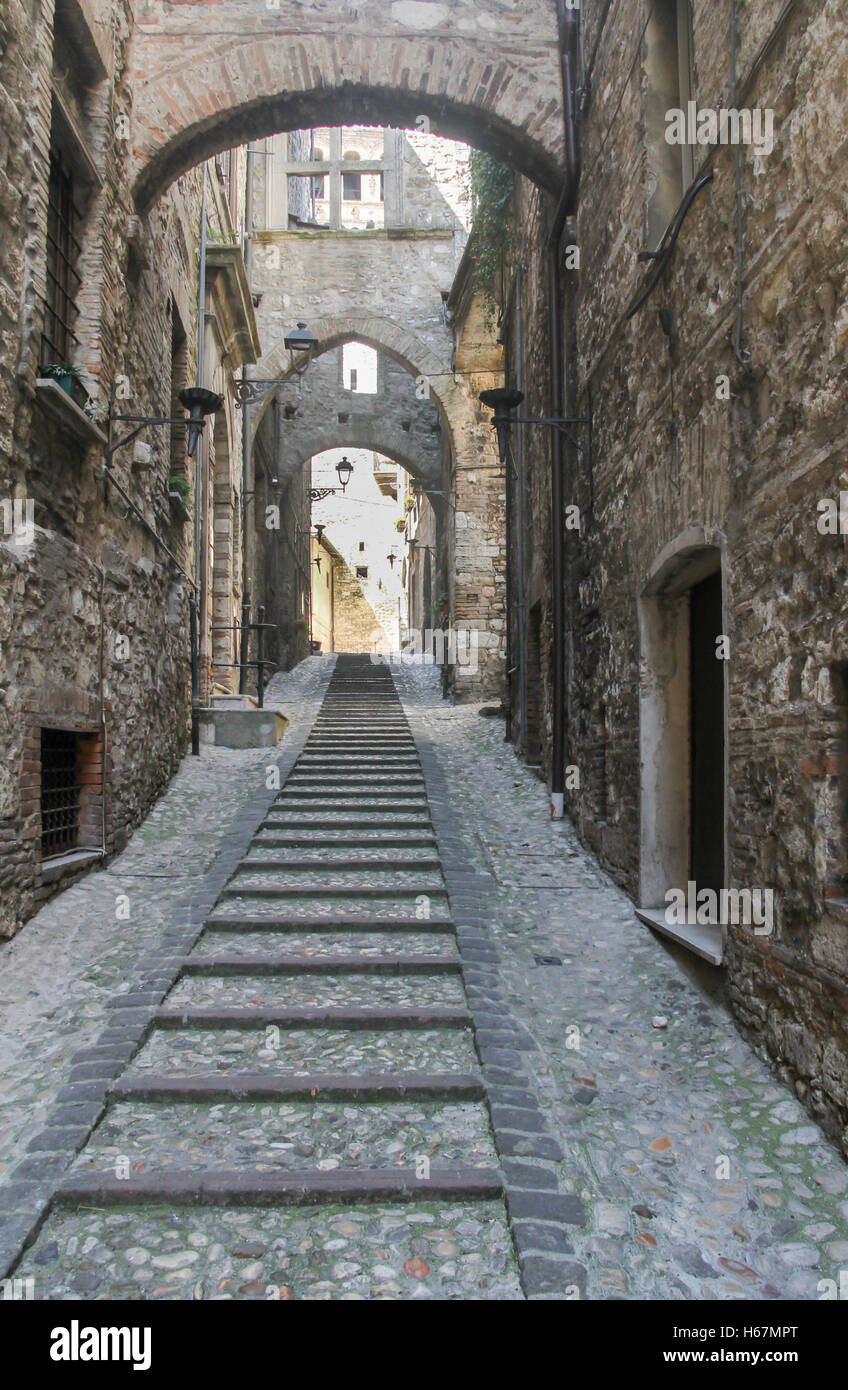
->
[356, 566, 369, 579]
[359, 541, 365, 552]
[41, 146, 82, 366]
[342, 342, 378, 393]
[342, 172, 362, 201]
[169, 303, 188, 474]
[40, 727, 102, 857]
[645, 0, 695, 249]
[41, 728, 80, 855]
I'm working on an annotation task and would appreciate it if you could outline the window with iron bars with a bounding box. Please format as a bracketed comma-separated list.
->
[40, 146, 82, 367]
[40, 728, 81, 857]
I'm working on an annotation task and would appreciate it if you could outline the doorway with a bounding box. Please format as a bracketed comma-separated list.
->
[638, 531, 727, 962]
[689, 571, 725, 892]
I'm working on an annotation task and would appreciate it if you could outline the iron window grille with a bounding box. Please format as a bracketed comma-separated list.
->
[40, 147, 82, 367]
[40, 728, 81, 857]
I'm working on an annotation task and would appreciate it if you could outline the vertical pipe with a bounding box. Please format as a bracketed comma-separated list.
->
[194, 166, 207, 590]
[549, 0, 582, 818]
[239, 592, 251, 695]
[194, 166, 208, 711]
[242, 142, 255, 636]
[189, 593, 200, 755]
[515, 265, 527, 751]
[257, 603, 266, 709]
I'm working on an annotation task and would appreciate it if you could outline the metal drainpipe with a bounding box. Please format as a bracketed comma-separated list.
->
[242, 142, 255, 650]
[549, 0, 581, 818]
[515, 264, 527, 752]
[192, 165, 207, 751]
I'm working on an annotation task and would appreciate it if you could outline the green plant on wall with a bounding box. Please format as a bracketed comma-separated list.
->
[469, 150, 514, 330]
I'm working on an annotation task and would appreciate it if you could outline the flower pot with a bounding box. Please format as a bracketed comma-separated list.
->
[47, 369, 89, 410]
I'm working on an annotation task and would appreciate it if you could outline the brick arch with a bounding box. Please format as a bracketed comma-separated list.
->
[129, 5, 565, 210]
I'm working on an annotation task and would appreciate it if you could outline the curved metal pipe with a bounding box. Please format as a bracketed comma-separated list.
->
[625, 171, 714, 321]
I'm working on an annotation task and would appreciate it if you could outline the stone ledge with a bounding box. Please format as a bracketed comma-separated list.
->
[39, 848, 104, 887]
[636, 907, 724, 966]
[34, 380, 107, 447]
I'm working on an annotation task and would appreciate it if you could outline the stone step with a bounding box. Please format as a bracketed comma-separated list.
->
[55, 1166, 504, 1206]
[220, 882, 448, 900]
[272, 795, 425, 806]
[182, 954, 462, 975]
[110, 1072, 484, 1103]
[127, 1021, 477, 1078]
[191, 930, 460, 959]
[252, 834, 437, 848]
[165, 970, 465, 1010]
[241, 855, 442, 870]
[257, 811, 428, 822]
[67, 1096, 498, 1178]
[156, 1005, 471, 1029]
[203, 915, 455, 933]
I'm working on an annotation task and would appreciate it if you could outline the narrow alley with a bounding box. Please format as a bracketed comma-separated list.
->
[2, 0, 847, 1343]
[2, 656, 846, 1307]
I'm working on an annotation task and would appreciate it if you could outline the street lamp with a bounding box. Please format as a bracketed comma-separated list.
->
[335, 456, 353, 492]
[284, 321, 317, 378]
[309, 458, 354, 503]
[479, 386, 592, 467]
[179, 386, 225, 458]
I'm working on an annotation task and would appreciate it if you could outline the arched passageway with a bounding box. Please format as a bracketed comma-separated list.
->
[128, 2, 565, 210]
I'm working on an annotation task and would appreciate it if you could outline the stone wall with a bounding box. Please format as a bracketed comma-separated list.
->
[0, 0, 252, 936]
[504, 0, 848, 1151]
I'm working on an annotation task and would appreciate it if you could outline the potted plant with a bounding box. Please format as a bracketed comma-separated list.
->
[293, 617, 309, 639]
[168, 474, 191, 504]
[167, 474, 191, 524]
[41, 362, 89, 410]
[395, 517, 407, 533]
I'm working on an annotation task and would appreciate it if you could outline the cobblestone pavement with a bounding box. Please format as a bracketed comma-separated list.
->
[3, 654, 848, 1301]
[0, 658, 335, 1262]
[396, 662, 848, 1299]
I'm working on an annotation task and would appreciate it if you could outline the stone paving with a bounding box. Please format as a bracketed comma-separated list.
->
[3, 653, 848, 1301]
[0, 659, 334, 1186]
[396, 661, 848, 1299]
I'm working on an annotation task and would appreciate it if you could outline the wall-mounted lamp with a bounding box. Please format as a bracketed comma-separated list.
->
[179, 386, 225, 458]
[479, 387, 592, 468]
[309, 457, 354, 503]
[284, 321, 317, 378]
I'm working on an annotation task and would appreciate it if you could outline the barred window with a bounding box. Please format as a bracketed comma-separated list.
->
[41, 147, 82, 366]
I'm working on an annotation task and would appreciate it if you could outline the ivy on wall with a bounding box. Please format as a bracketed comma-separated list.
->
[469, 150, 514, 328]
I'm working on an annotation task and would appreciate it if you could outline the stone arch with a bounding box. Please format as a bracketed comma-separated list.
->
[249, 313, 470, 456]
[129, 7, 565, 210]
[278, 431, 440, 498]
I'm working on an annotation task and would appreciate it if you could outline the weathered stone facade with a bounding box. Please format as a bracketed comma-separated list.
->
[0, 0, 255, 935]
[498, 0, 848, 1152]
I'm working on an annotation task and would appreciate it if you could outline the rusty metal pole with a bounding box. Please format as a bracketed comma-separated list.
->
[257, 604, 266, 709]
[189, 592, 200, 756]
